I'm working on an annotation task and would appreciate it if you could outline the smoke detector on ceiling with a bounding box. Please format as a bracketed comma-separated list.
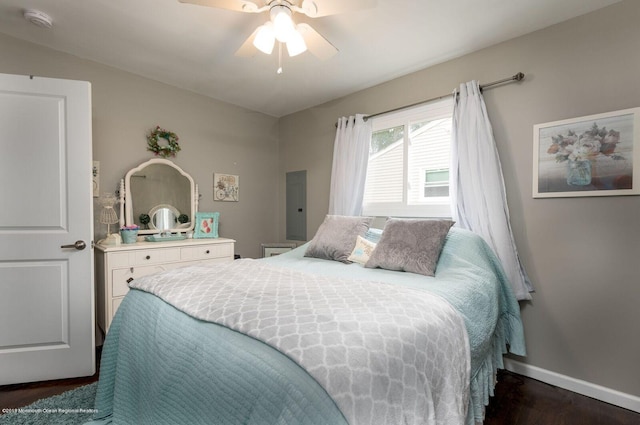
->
[23, 9, 53, 29]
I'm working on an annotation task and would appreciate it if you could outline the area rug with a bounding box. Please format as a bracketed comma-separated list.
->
[0, 383, 97, 425]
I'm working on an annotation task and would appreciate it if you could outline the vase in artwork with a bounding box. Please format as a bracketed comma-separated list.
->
[566, 159, 592, 186]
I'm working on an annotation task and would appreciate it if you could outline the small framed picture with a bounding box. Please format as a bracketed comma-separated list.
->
[214, 173, 239, 202]
[194, 212, 219, 238]
[533, 107, 640, 198]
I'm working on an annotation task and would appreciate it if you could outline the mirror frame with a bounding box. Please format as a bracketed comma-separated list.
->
[123, 158, 197, 235]
[148, 204, 181, 231]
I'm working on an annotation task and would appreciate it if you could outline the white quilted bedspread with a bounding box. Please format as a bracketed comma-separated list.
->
[129, 260, 470, 425]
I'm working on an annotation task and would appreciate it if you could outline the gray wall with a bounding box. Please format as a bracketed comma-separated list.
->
[278, 1, 640, 396]
[0, 32, 280, 259]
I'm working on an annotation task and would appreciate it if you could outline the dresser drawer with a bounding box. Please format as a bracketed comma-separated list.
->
[107, 247, 182, 267]
[134, 247, 180, 265]
[181, 243, 233, 261]
[108, 252, 131, 268]
[112, 264, 168, 297]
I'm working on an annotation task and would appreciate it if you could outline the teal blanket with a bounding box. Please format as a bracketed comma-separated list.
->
[88, 290, 347, 425]
[264, 227, 526, 423]
[88, 227, 525, 425]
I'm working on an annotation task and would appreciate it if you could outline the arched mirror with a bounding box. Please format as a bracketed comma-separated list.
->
[123, 159, 197, 235]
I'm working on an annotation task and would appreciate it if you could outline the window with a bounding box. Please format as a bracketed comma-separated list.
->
[363, 97, 453, 217]
[424, 169, 449, 197]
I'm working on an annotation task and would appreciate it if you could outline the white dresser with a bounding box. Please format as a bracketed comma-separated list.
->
[95, 237, 235, 334]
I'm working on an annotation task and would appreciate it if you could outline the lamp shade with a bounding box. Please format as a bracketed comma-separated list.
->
[286, 29, 307, 57]
[98, 194, 119, 225]
[99, 206, 118, 225]
[271, 6, 295, 43]
[253, 22, 275, 54]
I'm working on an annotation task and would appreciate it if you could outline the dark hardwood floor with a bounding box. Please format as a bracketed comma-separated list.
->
[1, 364, 638, 424]
[485, 371, 640, 425]
[0, 372, 99, 413]
[0, 347, 100, 412]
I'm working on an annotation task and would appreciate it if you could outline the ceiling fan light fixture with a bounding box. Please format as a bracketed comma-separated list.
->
[300, 0, 318, 17]
[271, 5, 295, 43]
[253, 22, 275, 54]
[286, 30, 307, 57]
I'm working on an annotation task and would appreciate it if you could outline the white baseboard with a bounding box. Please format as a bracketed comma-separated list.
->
[503, 358, 640, 414]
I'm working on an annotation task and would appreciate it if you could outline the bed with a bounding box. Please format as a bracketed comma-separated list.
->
[87, 219, 525, 425]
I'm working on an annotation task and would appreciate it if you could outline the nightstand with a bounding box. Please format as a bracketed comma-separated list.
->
[261, 242, 297, 257]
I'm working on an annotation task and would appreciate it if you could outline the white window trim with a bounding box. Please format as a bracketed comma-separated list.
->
[363, 202, 451, 218]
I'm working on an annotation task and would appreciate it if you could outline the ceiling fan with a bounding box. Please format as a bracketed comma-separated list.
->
[178, 0, 376, 63]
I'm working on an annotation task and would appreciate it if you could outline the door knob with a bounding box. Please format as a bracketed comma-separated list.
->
[60, 240, 86, 250]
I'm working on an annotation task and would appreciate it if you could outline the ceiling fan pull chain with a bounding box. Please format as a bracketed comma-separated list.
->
[277, 42, 283, 74]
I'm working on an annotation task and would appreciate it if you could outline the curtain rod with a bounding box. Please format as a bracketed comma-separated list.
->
[335, 72, 525, 127]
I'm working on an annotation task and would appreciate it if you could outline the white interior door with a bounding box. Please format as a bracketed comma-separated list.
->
[0, 73, 94, 385]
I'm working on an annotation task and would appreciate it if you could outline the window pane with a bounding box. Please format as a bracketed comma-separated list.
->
[425, 169, 449, 183]
[407, 117, 451, 204]
[424, 169, 449, 197]
[363, 126, 404, 203]
[424, 185, 449, 197]
[369, 125, 403, 156]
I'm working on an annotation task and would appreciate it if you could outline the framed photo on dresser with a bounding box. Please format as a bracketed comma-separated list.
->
[194, 212, 220, 238]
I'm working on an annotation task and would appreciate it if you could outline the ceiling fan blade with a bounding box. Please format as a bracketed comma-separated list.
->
[299, 0, 376, 18]
[296, 23, 337, 60]
[235, 27, 260, 57]
[178, 0, 264, 13]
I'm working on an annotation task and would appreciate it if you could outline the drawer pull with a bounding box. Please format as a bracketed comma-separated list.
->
[126, 277, 134, 284]
[145, 255, 151, 260]
[205, 250, 210, 254]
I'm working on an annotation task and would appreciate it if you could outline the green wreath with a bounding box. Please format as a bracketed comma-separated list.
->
[147, 126, 181, 158]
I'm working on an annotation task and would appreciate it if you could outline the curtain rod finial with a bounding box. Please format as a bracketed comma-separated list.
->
[515, 72, 525, 81]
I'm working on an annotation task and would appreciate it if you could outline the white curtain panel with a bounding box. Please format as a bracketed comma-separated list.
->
[451, 81, 533, 300]
[329, 114, 372, 216]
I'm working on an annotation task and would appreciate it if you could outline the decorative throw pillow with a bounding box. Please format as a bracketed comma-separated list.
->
[365, 218, 454, 276]
[364, 227, 383, 244]
[304, 215, 373, 263]
[347, 235, 377, 265]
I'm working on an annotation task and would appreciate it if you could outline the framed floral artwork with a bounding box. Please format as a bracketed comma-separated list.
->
[533, 107, 640, 198]
[194, 212, 219, 238]
[214, 173, 239, 202]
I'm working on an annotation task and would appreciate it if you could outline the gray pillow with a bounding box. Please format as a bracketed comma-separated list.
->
[365, 218, 454, 276]
[305, 215, 373, 263]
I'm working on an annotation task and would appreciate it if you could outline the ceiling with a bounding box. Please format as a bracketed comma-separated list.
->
[0, 0, 622, 117]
